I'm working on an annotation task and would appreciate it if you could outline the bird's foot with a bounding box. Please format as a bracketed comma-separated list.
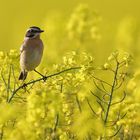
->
[34, 69, 47, 81]
[22, 83, 27, 88]
[42, 76, 47, 82]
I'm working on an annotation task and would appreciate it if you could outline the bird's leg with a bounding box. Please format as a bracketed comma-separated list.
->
[34, 69, 44, 77]
[21, 82, 27, 92]
[34, 69, 47, 81]
[22, 83, 27, 89]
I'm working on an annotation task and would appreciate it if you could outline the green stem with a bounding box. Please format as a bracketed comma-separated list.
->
[104, 62, 119, 124]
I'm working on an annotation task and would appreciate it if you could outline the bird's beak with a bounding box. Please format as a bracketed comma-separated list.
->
[39, 30, 44, 33]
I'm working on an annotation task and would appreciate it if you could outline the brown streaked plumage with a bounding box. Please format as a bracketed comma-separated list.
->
[19, 26, 44, 80]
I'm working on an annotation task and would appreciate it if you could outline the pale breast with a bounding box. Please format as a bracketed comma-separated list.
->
[20, 38, 44, 71]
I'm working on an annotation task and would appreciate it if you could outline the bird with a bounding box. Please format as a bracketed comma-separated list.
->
[19, 26, 44, 80]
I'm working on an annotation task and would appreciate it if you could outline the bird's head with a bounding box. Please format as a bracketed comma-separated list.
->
[25, 26, 44, 39]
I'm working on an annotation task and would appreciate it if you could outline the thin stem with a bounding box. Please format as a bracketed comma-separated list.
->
[53, 114, 59, 132]
[76, 95, 82, 113]
[86, 98, 98, 117]
[8, 67, 81, 103]
[93, 79, 109, 94]
[104, 62, 119, 124]
[111, 91, 126, 106]
[109, 125, 122, 138]
[7, 65, 12, 102]
[91, 75, 112, 87]
[0, 125, 5, 140]
[91, 91, 108, 104]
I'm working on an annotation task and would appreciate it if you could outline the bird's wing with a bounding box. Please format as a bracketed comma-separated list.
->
[20, 45, 24, 53]
[20, 44, 26, 55]
[16, 44, 25, 59]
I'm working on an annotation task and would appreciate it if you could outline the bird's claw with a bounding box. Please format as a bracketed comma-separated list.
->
[43, 76, 47, 82]
[22, 83, 27, 88]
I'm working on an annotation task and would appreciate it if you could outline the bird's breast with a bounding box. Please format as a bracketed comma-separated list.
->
[20, 39, 44, 71]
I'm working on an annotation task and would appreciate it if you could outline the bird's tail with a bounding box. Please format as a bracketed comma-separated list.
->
[18, 71, 28, 80]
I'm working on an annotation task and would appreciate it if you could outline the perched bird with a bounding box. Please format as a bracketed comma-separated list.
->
[19, 26, 44, 80]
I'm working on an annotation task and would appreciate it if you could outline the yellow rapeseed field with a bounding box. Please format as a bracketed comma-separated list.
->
[0, 0, 140, 139]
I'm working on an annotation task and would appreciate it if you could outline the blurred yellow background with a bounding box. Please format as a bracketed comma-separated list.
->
[0, 0, 139, 64]
[0, 1, 140, 139]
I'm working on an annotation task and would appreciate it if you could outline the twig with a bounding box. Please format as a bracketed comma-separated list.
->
[76, 95, 82, 113]
[109, 125, 122, 138]
[91, 91, 108, 104]
[96, 100, 105, 113]
[101, 125, 122, 139]
[93, 79, 109, 94]
[118, 60, 126, 68]
[86, 98, 98, 117]
[111, 91, 126, 106]
[0, 125, 5, 140]
[91, 75, 112, 87]
[53, 114, 59, 132]
[106, 111, 127, 127]
[102, 93, 110, 102]
[60, 81, 63, 93]
[8, 67, 81, 103]
[104, 62, 119, 124]
[11, 64, 20, 87]
[100, 82, 108, 93]
[7, 65, 12, 101]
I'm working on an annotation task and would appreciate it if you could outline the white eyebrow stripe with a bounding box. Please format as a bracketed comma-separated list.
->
[26, 29, 30, 32]
[26, 28, 40, 32]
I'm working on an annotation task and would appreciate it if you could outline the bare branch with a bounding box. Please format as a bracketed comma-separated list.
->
[8, 67, 81, 103]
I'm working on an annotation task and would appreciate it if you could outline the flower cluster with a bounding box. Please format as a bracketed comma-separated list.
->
[67, 4, 101, 43]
